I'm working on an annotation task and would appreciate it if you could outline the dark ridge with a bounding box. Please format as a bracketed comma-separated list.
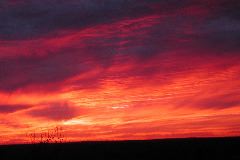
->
[0, 137, 240, 160]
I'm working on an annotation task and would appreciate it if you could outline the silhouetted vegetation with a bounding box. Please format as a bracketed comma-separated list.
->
[26, 126, 66, 144]
[0, 137, 240, 160]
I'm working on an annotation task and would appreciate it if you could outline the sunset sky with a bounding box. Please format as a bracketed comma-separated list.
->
[0, 0, 240, 144]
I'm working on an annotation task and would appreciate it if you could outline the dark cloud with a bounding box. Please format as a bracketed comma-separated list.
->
[200, 92, 240, 109]
[0, 104, 31, 113]
[0, 52, 94, 91]
[179, 92, 240, 109]
[0, 0, 238, 41]
[0, 0, 156, 40]
[198, 99, 240, 109]
[179, 16, 240, 52]
[27, 103, 78, 120]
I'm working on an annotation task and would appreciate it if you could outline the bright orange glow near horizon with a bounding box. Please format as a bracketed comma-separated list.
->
[0, 0, 240, 144]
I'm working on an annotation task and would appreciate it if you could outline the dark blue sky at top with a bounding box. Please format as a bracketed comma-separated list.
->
[0, 0, 239, 93]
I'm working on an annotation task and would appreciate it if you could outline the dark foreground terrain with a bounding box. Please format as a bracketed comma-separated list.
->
[0, 137, 240, 160]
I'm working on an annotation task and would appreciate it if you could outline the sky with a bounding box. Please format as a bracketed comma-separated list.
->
[0, 0, 240, 144]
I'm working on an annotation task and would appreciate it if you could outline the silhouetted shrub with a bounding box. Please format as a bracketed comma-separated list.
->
[27, 126, 67, 144]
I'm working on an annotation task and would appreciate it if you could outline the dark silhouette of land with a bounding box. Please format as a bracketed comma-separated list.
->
[0, 137, 240, 160]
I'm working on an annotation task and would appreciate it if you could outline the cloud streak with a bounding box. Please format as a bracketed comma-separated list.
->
[0, 104, 31, 113]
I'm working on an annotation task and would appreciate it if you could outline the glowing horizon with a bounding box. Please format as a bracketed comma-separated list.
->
[0, 0, 240, 144]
